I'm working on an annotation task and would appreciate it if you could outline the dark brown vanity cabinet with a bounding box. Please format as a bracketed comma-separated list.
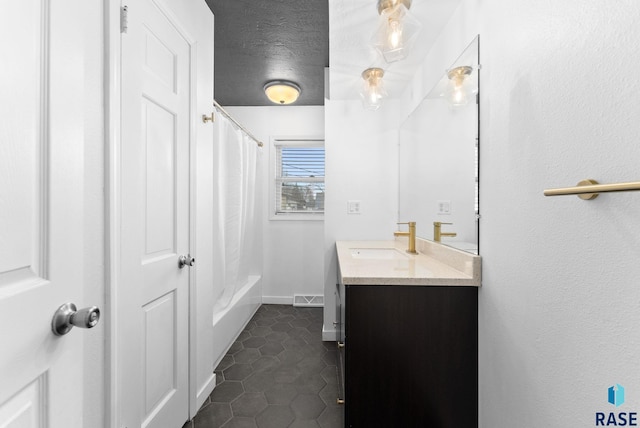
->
[335, 282, 346, 405]
[336, 282, 478, 428]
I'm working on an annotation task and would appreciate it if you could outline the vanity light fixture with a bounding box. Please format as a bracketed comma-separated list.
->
[264, 80, 301, 105]
[360, 67, 387, 111]
[372, 0, 422, 63]
[445, 66, 477, 107]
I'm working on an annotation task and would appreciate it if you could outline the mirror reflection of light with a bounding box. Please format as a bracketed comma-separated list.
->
[446, 66, 475, 107]
[387, 18, 403, 49]
[452, 82, 467, 106]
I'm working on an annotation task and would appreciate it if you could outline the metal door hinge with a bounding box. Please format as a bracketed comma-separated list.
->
[120, 5, 128, 33]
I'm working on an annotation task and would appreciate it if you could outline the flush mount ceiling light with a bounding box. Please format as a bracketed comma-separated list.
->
[372, 0, 422, 64]
[445, 66, 477, 107]
[264, 80, 301, 105]
[360, 67, 387, 111]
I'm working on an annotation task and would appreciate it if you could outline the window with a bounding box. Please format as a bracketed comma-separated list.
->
[272, 139, 325, 218]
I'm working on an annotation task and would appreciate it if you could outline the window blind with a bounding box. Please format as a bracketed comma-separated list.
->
[275, 145, 325, 214]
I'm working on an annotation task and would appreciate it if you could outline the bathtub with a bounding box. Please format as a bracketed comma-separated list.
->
[211, 275, 262, 371]
[194, 275, 262, 412]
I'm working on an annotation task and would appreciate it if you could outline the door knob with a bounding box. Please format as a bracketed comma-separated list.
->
[178, 254, 195, 269]
[52, 303, 100, 336]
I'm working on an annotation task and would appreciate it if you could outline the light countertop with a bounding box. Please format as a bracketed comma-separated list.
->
[336, 239, 481, 287]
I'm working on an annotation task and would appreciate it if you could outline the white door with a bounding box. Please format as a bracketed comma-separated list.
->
[0, 1, 93, 427]
[119, 1, 192, 427]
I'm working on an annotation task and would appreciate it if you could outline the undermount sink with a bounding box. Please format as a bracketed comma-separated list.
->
[350, 248, 409, 260]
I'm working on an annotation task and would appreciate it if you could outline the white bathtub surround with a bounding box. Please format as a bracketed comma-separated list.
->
[210, 276, 262, 377]
[336, 239, 481, 286]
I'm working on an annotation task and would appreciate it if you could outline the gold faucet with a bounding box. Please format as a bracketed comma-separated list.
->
[394, 222, 418, 254]
[433, 221, 457, 242]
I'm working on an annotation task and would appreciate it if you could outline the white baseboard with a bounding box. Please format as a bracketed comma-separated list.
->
[195, 372, 216, 415]
[322, 325, 337, 342]
[262, 295, 294, 305]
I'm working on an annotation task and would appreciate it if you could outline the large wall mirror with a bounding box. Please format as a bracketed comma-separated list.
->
[399, 36, 479, 254]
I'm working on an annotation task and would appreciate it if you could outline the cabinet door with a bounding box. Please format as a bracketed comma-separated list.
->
[335, 283, 345, 403]
[335, 283, 341, 342]
[345, 285, 478, 428]
[338, 281, 346, 343]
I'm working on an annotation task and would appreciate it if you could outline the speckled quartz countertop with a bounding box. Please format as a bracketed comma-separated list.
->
[336, 239, 481, 287]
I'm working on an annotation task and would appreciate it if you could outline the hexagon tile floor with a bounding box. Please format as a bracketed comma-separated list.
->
[182, 304, 344, 428]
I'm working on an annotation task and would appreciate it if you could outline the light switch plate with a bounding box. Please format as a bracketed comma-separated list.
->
[347, 200, 361, 214]
[437, 200, 451, 215]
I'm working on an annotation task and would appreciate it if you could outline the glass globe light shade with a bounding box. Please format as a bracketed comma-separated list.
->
[264, 81, 301, 105]
[360, 68, 387, 111]
[372, 3, 422, 64]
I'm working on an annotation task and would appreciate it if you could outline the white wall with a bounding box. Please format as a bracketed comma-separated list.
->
[402, 0, 640, 425]
[226, 106, 325, 303]
[322, 99, 401, 339]
[476, 1, 640, 425]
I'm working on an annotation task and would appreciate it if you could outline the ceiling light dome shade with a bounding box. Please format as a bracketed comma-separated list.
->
[264, 81, 301, 105]
[372, 1, 421, 64]
[445, 66, 477, 107]
[360, 68, 387, 111]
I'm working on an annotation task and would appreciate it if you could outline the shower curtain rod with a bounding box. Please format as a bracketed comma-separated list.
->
[213, 100, 264, 147]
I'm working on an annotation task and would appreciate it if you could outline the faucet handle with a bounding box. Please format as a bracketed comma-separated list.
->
[397, 221, 416, 226]
[433, 221, 452, 226]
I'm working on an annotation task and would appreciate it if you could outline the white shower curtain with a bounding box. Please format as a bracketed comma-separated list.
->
[212, 117, 258, 314]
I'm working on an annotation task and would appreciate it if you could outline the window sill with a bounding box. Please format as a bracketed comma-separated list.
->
[269, 213, 324, 222]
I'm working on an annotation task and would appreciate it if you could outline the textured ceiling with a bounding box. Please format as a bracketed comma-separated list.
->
[205, 0, 329, 107]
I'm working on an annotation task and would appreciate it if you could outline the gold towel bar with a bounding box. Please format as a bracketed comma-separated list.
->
[544, 179, 640, 200]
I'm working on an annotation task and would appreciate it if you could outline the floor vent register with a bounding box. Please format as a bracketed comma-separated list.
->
[293, 294, 324, 307]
